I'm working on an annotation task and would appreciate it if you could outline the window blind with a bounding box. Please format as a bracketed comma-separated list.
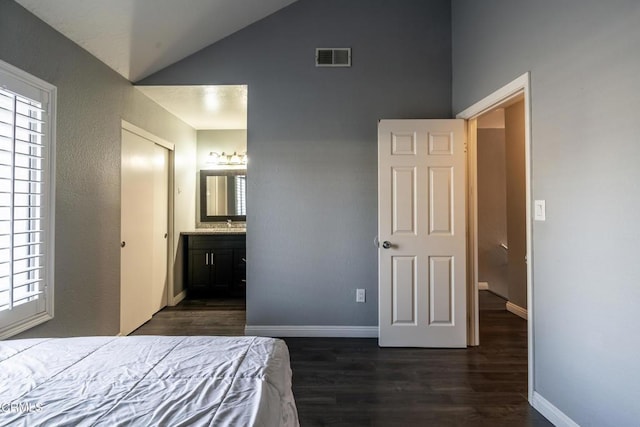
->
[235, 175, 246, 216]
[0, 88, 46, 313]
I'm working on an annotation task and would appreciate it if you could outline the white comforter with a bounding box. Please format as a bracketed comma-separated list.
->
[0, 335, 298, 427]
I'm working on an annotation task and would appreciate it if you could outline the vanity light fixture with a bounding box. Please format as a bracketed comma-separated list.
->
[206, 151, 247, 166]
[229, 152, 241, 164]
[206, 151, 221, 165]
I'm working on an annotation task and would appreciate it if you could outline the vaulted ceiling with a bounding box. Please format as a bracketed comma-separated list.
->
[14, 0, 297, 129]
[15, 0, 298, 82]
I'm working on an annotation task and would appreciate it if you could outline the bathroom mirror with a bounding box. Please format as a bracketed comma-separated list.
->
[199, 170, 247, 222]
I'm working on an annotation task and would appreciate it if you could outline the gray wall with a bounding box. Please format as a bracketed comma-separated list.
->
[141, 0, 452, 327]
[476, 129, 508, 298]
[1, 1, 197, 337]
[453, 1, 640, 425]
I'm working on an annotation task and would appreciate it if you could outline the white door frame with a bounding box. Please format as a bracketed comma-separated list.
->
[121, 121, 176, 307]
[456, 72, 534, 401]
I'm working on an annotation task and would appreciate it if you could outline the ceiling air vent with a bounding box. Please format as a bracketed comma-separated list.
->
[315, 48, 351, 67]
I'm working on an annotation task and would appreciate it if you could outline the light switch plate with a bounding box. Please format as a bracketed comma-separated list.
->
[534, 200, 546, 221]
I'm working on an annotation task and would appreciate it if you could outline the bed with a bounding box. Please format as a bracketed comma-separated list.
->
[0, 335, 299, 426]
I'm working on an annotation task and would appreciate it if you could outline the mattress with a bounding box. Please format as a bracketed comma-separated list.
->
[0, 335, 299, 427]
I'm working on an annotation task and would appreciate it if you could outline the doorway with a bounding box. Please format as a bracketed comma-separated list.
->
[457, 73, 534, 400]
[133, 85, 249, 331]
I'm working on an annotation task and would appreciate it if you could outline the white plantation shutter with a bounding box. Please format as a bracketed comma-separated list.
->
[0, 60, 55, 339]
[235, 175, 246, 216]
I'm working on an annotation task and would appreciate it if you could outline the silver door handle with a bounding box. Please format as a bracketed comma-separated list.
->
[205, 253, 209, 265]
[382, 241, 392, 249]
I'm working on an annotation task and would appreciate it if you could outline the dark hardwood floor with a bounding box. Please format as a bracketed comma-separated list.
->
[130, 297, 246, 336]
[130, 292, 550, 426]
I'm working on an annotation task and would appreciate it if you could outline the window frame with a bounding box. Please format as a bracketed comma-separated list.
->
[0, 59, 56, 339]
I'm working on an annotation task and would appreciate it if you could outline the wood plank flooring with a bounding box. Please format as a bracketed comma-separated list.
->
[130, 292, 550, 426]
[130, 298, 246, 336]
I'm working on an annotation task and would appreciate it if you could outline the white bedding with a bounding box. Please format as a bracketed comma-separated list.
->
[0, 335, 298, 427]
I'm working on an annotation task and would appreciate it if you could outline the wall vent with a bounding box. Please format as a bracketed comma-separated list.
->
[315, 48, 351, 67]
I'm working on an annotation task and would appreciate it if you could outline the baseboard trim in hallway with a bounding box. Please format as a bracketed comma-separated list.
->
[506, 301, 528, 320]
[245, 325, 378, 338]
[532, 391, 579, 427]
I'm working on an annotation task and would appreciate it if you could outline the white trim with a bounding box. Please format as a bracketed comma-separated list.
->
[506, 301, 528, 320]
[532, 392, 580, 427]
[478, 281, 489, 290]
[244, 325, 378, 338]
[171, 290, 187, 306]
[0, 59, 57, 339]
[457, 72, 534, 402]
[457, 74, 529, 119]
[121, 120, 175, 151]
[466, 118, 480, 346]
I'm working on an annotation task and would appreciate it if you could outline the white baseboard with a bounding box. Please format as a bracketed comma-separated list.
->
[532, 391, 580, 427]
[506, 301, 528, 320]
[478, 281, 489, 290]
[171, 290, 187, 306]
[244, 325, 378, 338]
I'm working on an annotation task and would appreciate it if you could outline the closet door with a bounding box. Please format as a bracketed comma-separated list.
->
[120, 129, 154, 335]
[120, 129, 169, 335]
[151, 144, 169, 313]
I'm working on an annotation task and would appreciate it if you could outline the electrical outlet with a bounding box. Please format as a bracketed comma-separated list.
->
[356, 289, 365, 303]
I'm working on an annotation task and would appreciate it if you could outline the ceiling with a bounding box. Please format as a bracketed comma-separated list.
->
[14, 0, 297, 130]
[15, 0, 297, 82]
[136, 85, 247, 130]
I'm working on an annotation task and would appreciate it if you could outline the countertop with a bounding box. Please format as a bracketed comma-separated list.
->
[181, 229, 246, 236]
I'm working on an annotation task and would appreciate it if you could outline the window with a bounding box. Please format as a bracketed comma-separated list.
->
[0, 60, 56, 339]
[234, 175, 246, 216]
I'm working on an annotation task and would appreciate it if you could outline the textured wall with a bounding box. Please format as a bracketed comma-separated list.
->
[141, 0, 452, 327]
[1, 1, 197, 336]
[453, 0, 640, 424]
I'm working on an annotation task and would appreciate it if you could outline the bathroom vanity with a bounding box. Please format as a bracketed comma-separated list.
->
[183, 231, 246, 297]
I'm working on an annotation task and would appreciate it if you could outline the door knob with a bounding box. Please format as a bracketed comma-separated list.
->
[382, 241, 392, 249]
[121, 241, 126, 248]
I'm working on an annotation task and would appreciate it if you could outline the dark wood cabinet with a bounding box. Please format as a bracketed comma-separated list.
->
[185, 233, 246, 297]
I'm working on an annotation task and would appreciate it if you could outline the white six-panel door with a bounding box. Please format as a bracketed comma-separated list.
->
[378, 119, 467, 347]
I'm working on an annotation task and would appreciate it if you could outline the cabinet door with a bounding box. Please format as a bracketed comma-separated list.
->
[232, 249, 247, 296]
[210, 249, 233, 291]
[189, 249, 211, 290]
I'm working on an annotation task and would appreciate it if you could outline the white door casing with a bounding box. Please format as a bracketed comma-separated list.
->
[378, 119, 467, 348]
